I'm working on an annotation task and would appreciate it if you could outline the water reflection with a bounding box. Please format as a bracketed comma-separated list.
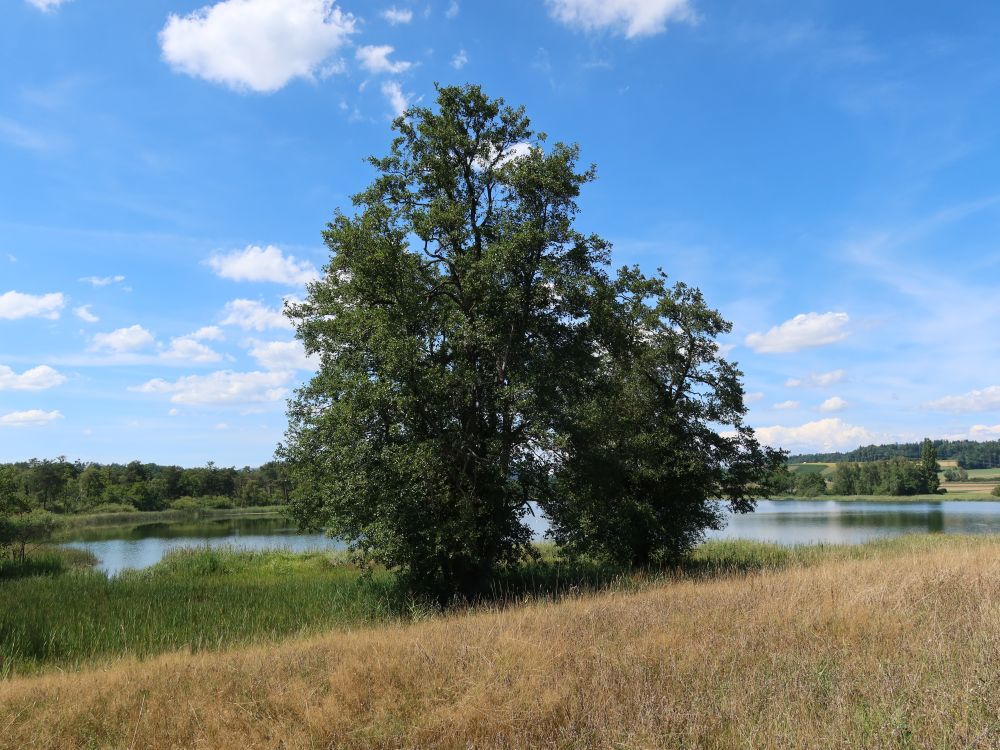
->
[60, 516, 342, 576]
[710, 500, 1000, 545]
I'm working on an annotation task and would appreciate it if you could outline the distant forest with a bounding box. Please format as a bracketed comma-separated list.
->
[789, 440, 1000, 469]
[0, 459, 290, 515]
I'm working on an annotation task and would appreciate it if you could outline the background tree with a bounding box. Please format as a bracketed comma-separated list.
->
[281, 84, 779, 599]
[920, 438, 941, 494]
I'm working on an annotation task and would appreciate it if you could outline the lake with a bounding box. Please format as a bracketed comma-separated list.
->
[59, 500, 1000, 576]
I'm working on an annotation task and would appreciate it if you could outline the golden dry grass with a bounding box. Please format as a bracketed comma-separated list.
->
[4, 538, 1000, 749]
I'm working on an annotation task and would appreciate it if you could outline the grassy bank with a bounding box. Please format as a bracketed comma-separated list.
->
[0, 536, 988, 679]
[770, 492, 997, 501]
[2, 534, 999, 748]
[59, 505, 284, 530]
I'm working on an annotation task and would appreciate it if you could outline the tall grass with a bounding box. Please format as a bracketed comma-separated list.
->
[0, 548, 411, 678]
[0, 535, 980, 680]
[3, 534, 1000, 749]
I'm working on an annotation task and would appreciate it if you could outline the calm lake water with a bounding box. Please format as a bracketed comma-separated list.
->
[59, 500, 1000, 576]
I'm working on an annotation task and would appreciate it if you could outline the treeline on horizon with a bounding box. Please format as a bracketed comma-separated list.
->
[0, 458, 291, 515]
[788, 439, 1000, 469]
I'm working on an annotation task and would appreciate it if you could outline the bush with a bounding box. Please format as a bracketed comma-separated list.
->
[83, 502, 138, 515]
[992, 484, 1000, 497]
[169, 496, 234, 511]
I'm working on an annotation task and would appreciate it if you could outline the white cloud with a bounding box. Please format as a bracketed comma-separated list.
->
[0, 409, 63, 427]
[755, 418, 874, 453]
[79, 274, 125, 287]
[220, 299, 291, 331]
[0, 365, 66, 391]
[159, 0, 356, 93]
[745, 312, 851, 354]
[547, 0, 696, 38]
[970, 424, 1000, 437]
[168, 408, 180, 417]
[450, 49, 468, 69]
[357, 45, 413, 75]
[90, 324, 157, 353]
[132, 370, 290, 405]
[248, 339, 319, 371]
[161, 337, 223, 363]
[773, 400, 799, 410]
[819, 396, 849, 413]
[6, 255, 15, 263]
[207, 245, 319, 285]
[190, 325, 225, 342]
[0, 291, 65, 320]
[381, 80, 409, 117]
[25, 0, 70, 11]
[744, 391, 764, 403]
[380, 6, 413, 24]
[74, 305, 99, 323]
[445, 1, 459, 18]
[786, 369, 845, 388]
[925, 385, 1000, 413]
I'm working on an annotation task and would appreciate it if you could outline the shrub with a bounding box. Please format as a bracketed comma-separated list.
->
[84, 503, 138, 515]
[992, 484, 1000, 497]
[169, 496, 234, 511]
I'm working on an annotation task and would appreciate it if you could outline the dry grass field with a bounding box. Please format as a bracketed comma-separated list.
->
[3, 535, 1000, 749]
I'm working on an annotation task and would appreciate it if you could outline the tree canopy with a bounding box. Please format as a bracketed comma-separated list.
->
[281, 84, 781, 601]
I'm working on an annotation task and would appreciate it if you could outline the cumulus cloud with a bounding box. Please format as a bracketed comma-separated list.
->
[773, 400, 799, 410]
[970, 424, 1000, 437]
[25, 0, 70, 11]
[0, 291, 65, 320]
[451, 49, 469, 69]
[190, 325, 225, 342]
[925, 385, 1000, 413]
[0, 365, 66, 391]
[90, 324, 157, 353]
[380, 6, 413, 24]
[744, 391, 764, 403]
[159, 0, 356, 93]
[74, 305, 99, 323]
[547, 0, 696, 38]
[220, 299, 291, 331]
[79, 274, 125, 287]
[819, 396, 849, 413]
[161, 336, 223, 363]
[754, 418, 874, 453]
[786, 369, 845, 388]
[248, 339, 319, 371]
[207, 245, 319, 285]
[0, 409, 63, 427]
[381, 80, 409, 117]
[131, 370, 290, 405]
[357, 45, 413, 74]
[745, 312, 850, 354]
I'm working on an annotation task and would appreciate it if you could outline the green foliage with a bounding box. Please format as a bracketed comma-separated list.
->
[830, 454, 943, 496]
[0, 459, 291, 514]
[281, 84, 780, 599]
[790, 439, 1000, 470]
[944, 468, 969, 482]
[0, 510, 62, 561]
[992, 484, 1000, 497]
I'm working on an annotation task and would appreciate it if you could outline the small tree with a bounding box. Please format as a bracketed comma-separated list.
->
[0, 510, 60, 562]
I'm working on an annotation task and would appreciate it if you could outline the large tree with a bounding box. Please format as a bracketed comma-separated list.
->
[281, 84, 778, 600]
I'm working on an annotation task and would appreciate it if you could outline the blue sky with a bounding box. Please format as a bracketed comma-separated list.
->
[2, 0, 1000, 466]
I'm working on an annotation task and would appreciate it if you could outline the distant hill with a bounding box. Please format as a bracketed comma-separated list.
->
[788, 440, 1000, 469]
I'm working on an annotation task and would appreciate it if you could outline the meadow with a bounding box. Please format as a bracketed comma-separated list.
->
[2, 534, 999, 748]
